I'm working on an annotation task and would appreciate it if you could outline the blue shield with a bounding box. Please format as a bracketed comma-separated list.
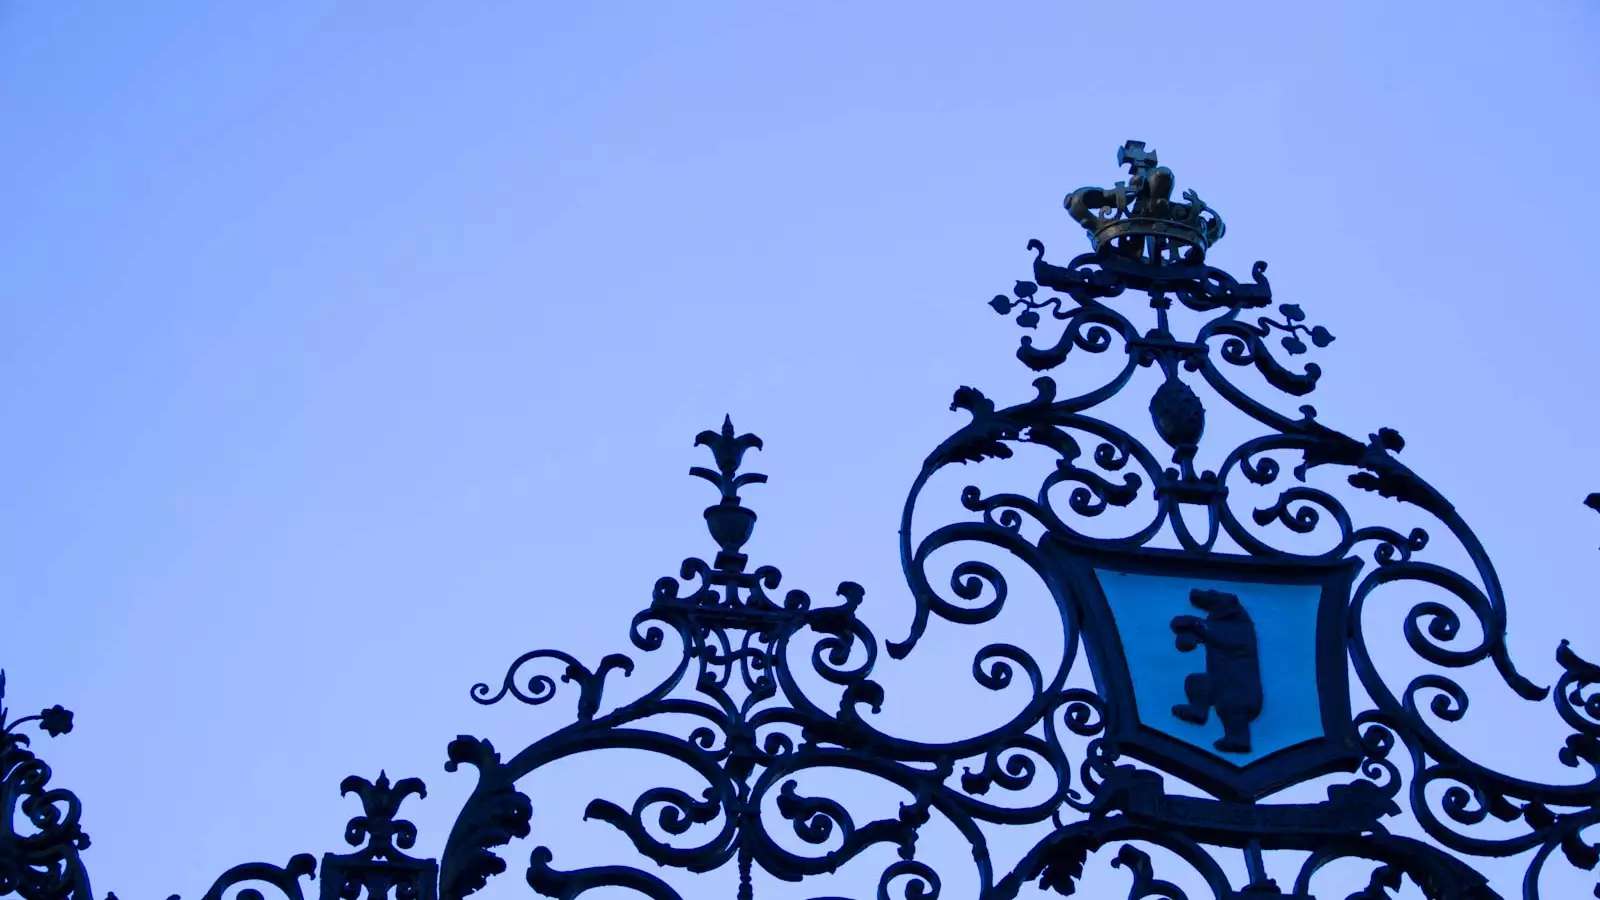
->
[1050, 542, 1361, 801]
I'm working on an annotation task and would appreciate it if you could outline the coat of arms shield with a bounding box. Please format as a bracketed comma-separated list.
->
[1047, 539, 1363, 802]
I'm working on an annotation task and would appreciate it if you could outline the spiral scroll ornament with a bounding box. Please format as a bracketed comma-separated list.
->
[4, 142, 1599, 899]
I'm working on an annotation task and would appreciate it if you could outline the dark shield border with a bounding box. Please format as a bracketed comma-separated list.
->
[1044, 538, 1363, 802]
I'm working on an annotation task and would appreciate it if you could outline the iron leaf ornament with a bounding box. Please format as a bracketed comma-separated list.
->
[4, 142, 1600, 899]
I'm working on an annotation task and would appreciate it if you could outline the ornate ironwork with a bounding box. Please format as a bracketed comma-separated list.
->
[0, 674, 87, 900]
[3, 141, 1599, 899]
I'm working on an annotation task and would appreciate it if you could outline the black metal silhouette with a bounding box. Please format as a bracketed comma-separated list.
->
[1170, 589, 1262, 754]
[321, 773, 437, 900]
[0, 673, 88, 900]
[4, 141, 1600, 899]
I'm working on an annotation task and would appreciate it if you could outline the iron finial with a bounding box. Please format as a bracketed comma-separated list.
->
[1066, 140, 1225, 265]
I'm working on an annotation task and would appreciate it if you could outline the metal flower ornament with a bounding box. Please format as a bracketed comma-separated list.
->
[5, 141, 1600, 899]
[1, 673, 87, 900]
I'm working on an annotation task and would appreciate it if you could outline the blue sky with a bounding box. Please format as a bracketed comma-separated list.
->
[2, 2, 1597, 897]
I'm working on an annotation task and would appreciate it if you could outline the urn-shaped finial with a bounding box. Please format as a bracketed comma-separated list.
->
[690, 416, 768, 571]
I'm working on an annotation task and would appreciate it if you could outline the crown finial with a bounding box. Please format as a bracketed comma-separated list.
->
[1066, 140, 1225, 265]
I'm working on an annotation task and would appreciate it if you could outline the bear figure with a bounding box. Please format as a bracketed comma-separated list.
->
[1169, 588, 1263, 753]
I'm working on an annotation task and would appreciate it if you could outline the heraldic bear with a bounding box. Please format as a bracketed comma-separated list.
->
[1170, 588, 1263, 753]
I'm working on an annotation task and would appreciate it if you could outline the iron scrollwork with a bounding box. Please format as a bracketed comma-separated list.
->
[3, 141, 1599, 899]
[0, 673, 88, 900]
[443, 412, 1079, 900]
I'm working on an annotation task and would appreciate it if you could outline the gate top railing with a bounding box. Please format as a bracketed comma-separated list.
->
[5, 142, 1600, 900]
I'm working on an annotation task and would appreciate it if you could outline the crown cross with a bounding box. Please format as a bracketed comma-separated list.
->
[1116, 140, 1159, 178]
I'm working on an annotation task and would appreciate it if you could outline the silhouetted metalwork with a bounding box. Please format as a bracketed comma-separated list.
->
[4, 142, 1600, 899]
[0, 674, 86, 900]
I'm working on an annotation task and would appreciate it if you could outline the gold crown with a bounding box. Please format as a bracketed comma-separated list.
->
[1066, 140, 1225, 265]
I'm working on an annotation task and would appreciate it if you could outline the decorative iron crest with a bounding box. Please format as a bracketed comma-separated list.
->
[3, 142, 1600, 899]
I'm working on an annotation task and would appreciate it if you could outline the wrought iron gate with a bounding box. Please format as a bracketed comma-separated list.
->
[6, 142, 1599, 900]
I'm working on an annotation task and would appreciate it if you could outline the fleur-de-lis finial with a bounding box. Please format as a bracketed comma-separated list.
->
[690, 416, 768, 572]
[339, 770, 427, 859]
[691, 415, 766, 503]
[646, 418, 817, 621]
[320, 771, 437, 900]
